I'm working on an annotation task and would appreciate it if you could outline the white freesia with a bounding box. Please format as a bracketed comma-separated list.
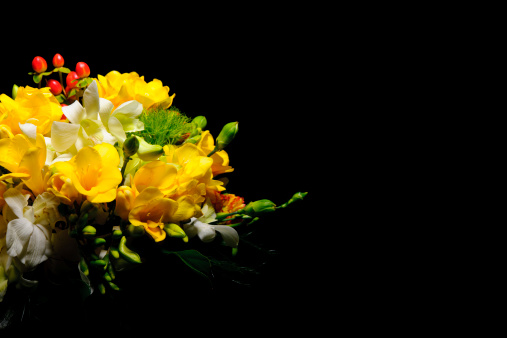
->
[2, 188, 62, 271]
[183, 199, 239, 248]
[50, 80, 144, 163]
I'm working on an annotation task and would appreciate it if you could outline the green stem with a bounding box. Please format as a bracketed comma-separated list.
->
[120, 156, 131, 186]
[207, 145, 218, 157]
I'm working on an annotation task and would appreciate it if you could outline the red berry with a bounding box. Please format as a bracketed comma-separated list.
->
[32, 56, 47, 73]
[75, 62, 90, 78]
[66, 71, 80, 88]
[47, 79, 62, 95]
[53, 53, 64, 67]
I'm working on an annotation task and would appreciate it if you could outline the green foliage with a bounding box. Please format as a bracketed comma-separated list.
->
[134, 106, 193, 146]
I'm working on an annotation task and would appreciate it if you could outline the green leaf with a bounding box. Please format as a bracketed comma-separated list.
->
[33, 73, 43, 84]
[56, 67, 71, 74]
[162, 250, 212, 282]
[41, 71, 53, 76]
[77, 78, 93, 88]
[55, 94, 66, 103]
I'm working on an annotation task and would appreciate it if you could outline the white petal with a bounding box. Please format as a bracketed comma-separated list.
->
[113, 100, 143, 118]
[113, 100, 145, 133]
[193, 221, 216, 243]
[6, 218, 34, 258]
[50, 122, 80, 152]
[83, 80, 100, 120]
[214, 225, 239, 248]
[62, 100, 85, 125]
[98, 98, 114, 129]
[19, 122, 37, 144]
[107, 116, 127, 145]
[22, 225, 49, 269]
[3, 188, 28, 219]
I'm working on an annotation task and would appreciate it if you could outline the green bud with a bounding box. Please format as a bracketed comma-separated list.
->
[77, 213, 88, 229]
[164, 223, 187, 239]
[112, 229, 123, 240]
[79, 257, 89, 276]
[289, 192, 308, 204]
[184, 134, 202, 144]
[93, 238, 106, 247]
[90, 259, 107, 269]
[216, 121, 238, 151]
[118, 236, 142, 264]
[243, 199, 276, 216]
[82, 225, 96, 238]
[135, 136, 164, 161]
[108, 281, 120, 291]
[110, 246, 120, 259]
[68, 213, 79, 225]
[192, 116, 207, 129]
[123, 135, 140, 157]
[126, 223, 145, 237]
[12, 84, 18, 99]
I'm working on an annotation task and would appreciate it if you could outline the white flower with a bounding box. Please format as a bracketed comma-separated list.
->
[50, 80, 143, 161]
[2, 188, 61, 271]
[183, 200, 239, 248]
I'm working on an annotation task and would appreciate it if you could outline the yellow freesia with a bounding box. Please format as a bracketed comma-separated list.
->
[196, 130, 234, 176]
[128, 187, 198, 242]
[51, 143, 122, 203]
[0, 133, 47, 196]
[94, 71, 175, 111]
[162, 143, 225, 202]
[0, 86, 62, 136]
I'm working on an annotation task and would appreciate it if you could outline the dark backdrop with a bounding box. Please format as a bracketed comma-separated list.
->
[1, 38, 317, 329]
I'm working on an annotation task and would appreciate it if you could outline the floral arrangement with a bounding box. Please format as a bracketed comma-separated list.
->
[0, 53, 306, 309]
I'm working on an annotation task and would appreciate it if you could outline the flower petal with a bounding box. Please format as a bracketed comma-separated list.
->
[50, 122, 80, 152]
[107, 116, 127, 145]
[23, 224, 49, 269]
[214, 225, 239, 248]
[62, 100, 85, 125]
[6, 218, 33, 258]
[19, 122, 37, 144]
[3, 188, 28, 219]
[98, 98, 114, 129]
[83, 80, 100, 120]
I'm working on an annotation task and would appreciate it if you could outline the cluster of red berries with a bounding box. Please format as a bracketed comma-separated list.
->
[31, 54, 91, 106]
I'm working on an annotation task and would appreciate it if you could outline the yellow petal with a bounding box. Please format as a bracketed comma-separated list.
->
[133, 161, 177, 193]
[93, 143, 120, 168]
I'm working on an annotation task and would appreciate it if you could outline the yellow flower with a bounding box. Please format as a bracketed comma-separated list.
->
[162, 143, 226, 202]
[196, 130, 234, 176]
[51, 143, 122, 203]
[128, 187, 198, 242]
[94, 71, 175, 111]
[0, 133, 47, 196]
[0, 86, 62, 136]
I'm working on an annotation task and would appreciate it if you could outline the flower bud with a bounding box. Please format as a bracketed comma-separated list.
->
[123, 135, 140, 157]
[135, 136, 164, 161]
[243, 199, 276, 216]
[216, 121, 238, 151]
[11, 84, 18, 99]
[82, 225, 96, 238]
[288, 192, 308, 204]
[192, 116, 207, 129]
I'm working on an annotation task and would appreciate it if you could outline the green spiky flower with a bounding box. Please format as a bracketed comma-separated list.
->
[132, 106, 194, 146]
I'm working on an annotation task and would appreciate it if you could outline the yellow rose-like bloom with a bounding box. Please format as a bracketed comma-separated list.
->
[45, 171, 81, 205]
[94, 71, 175, 111]
[129, 187, 197, 242]
[51, 143, 122, 203]
[0, 86, 62, 136]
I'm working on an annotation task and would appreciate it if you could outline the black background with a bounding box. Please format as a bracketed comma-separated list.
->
[1, 31, 321, 331]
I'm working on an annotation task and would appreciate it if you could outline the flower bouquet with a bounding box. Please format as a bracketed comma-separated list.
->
[0, 54, 307, 329]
